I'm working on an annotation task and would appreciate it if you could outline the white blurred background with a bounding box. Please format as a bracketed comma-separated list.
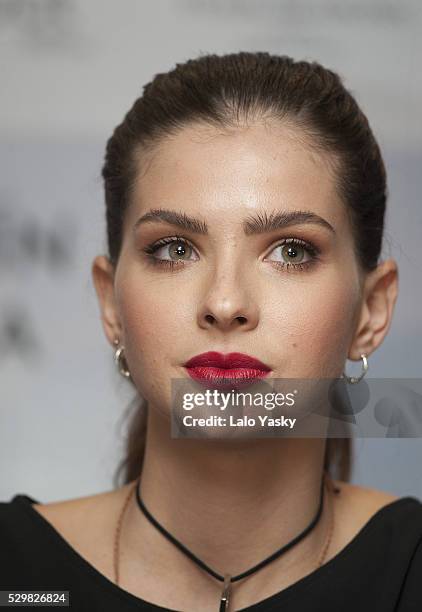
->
[1, 0, 421, 502]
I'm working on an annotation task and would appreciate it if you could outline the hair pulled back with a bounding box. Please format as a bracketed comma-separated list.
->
[101, 52, 387, 487]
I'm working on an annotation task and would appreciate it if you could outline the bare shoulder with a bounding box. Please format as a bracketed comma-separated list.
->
[331, 478, 399, 509]
[30, 478, 401, 574]
[32, 482, 135, 574]
[329, 478, 400, 548]
[33, 482, 133, 519]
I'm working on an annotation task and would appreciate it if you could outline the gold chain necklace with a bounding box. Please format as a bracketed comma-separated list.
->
[113, 472, 339, 610]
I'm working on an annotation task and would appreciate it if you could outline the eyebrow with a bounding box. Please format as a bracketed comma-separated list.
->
[132, 207, 335, 236]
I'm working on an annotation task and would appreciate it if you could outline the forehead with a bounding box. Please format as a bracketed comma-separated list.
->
[128, 120, 347, 232]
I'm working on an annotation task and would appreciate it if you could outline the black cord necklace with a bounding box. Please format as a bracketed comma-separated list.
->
[135, 473, 326, 611]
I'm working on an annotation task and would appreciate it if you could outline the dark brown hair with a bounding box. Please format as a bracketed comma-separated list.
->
[101, 52, 387, 488]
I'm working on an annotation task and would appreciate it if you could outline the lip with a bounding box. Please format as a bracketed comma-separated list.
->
[183, 351, 271, 390]
[184, 352, 271, 370]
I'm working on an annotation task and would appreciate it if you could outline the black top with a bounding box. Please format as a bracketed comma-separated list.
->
[1, 492, 422, 611]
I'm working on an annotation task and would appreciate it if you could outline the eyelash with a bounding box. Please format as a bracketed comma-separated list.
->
[142, 236, 320, 272]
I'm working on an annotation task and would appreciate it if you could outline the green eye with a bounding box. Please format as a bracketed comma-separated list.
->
[265, 237, 319, 272]
[166, 241, 193, 261]
[142, 235, 319, 272]
[142, 236, 199, 269]
[280, 243, 306, 263]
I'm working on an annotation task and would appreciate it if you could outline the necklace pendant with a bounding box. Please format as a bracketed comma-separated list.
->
[219, 574, 232, 612]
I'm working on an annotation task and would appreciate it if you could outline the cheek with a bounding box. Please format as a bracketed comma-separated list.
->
[119, 291, 183, 367]
[114, 272, 191, 410]
[301, 291, 355, 374]
[266, 269, 360, 378]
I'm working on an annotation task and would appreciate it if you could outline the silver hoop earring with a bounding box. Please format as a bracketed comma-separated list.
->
[113, 338, 131, 379]
[342, 353, 368, 384]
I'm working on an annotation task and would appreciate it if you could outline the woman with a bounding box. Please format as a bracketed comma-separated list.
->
[1, 52, 421, 612]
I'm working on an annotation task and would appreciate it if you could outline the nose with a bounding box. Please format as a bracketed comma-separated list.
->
[197, 268, 259, 333]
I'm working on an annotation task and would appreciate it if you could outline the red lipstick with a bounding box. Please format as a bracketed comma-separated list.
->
[184, 352, 271, 390]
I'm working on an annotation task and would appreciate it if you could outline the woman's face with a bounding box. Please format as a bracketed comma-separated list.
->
[98, 120, 365, 418]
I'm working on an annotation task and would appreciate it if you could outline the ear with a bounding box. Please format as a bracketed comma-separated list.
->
[348, 259, 399, 360]
[91, 255, 122, 347]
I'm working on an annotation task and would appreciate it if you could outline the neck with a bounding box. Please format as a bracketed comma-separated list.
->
[122, 408, 329, 582]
